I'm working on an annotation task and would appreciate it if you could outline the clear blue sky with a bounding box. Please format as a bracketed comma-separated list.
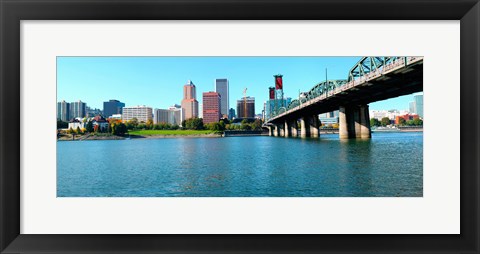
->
[57, 56, 422, 114]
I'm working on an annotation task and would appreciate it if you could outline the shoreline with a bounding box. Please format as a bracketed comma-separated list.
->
[57, 133, 222, 141]
[131, 133, 222, 139]
[57, 129, 423, 141]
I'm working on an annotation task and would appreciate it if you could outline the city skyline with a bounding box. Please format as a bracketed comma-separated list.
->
[57, 56, 423, 114]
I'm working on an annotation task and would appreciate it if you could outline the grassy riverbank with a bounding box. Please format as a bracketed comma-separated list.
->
[128, 129, 220, 138]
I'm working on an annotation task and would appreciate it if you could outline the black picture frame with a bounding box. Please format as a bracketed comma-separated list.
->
[1, 0, 479, 253]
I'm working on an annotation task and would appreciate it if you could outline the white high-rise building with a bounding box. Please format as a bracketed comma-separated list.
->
[122, 105, 153, 122]
[198, 103, 203, 119]
[69, 100, 87, 119]
[214, 78, 229, 117]
[154, 105, 184, 126]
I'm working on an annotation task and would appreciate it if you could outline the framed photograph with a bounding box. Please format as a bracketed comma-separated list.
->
[1, 0, 479, 253]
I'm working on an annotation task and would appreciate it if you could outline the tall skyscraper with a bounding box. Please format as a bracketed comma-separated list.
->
[414, 94, 423, 118]
[409, 101, 416, 114]
[228, 108, 236, 119]
[408, 94, 423, 118]
[181, 80, 199, 120]
[122, 105, 153, 122]
[69, 100, 87, 119]
[198, 104, 203, 119]
[202, 92, 221, 124]
[214, 78, 229, 117]
[103, 99, 125, 118]
[236, 97, 255, 119]
[57, 100, 70, 122]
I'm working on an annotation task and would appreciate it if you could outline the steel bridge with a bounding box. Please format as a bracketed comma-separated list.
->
[264, 56, 423, 139]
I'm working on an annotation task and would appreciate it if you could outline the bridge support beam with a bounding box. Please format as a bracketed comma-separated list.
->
[273, 125, 279, 137]
[339, 106, 349, 139]
[309, 114, 320, 138]
[339, 105, 371, 139]
[354, 107, 362, 138]
[290, 120, 298, 137]
[360, 105, 371, 139]
[300, 116, 311, 138]
[267, 126, 273, 136]
[279, 124, 285, 137]
[284, 121, 291, 137]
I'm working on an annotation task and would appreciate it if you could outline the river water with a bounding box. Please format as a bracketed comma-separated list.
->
[57, 132, 423, 197]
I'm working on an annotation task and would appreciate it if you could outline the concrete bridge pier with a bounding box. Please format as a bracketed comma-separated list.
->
[309, 115, 320, 138]
[300, 116, 311, 138]
[354, 107, 362, 139]
[284, 120, 291, 137]
[273, 125, 280, 137]
[339, 106, 349, 139]
[339, 105, 371, 139]
[290, 120, 298, 137]
[360, 105, 371, 139]
[279, 123, 285, 137]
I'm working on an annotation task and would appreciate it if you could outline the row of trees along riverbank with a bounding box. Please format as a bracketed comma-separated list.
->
[182, 118, 263, 132]
[370, 117, 423, 127]
[58, 117, 265, 138]
[58, 119, 128, 136]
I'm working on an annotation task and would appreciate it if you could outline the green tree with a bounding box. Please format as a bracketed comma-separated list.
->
[251, 119, 263, 130]
[146, 119, 154, 129]
[128, 118, 139, 129]
[370, 118, 380, 127]
[86, 121, 94, 133]
[220, 118, 230, 125]
[76, 126, 81, 134]
[240, 119, 252, 130]
[380, 117, 390, 127]
[113, 123, 127, 136]
[125, 121, 134, 130]
[184, 117, 204, 130]
[205, 122, 214, 131]
[57, 120, 68, 129]
[413, 118, 423, 126]
[194, 118, 204, 130]
[218, 120, 226, 131]
[398, 118, 406, 126]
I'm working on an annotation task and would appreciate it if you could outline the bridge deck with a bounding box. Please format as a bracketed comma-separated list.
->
[266, 57, 423, 124]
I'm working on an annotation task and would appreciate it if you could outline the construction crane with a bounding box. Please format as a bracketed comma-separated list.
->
[243, 88, 247, 118]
